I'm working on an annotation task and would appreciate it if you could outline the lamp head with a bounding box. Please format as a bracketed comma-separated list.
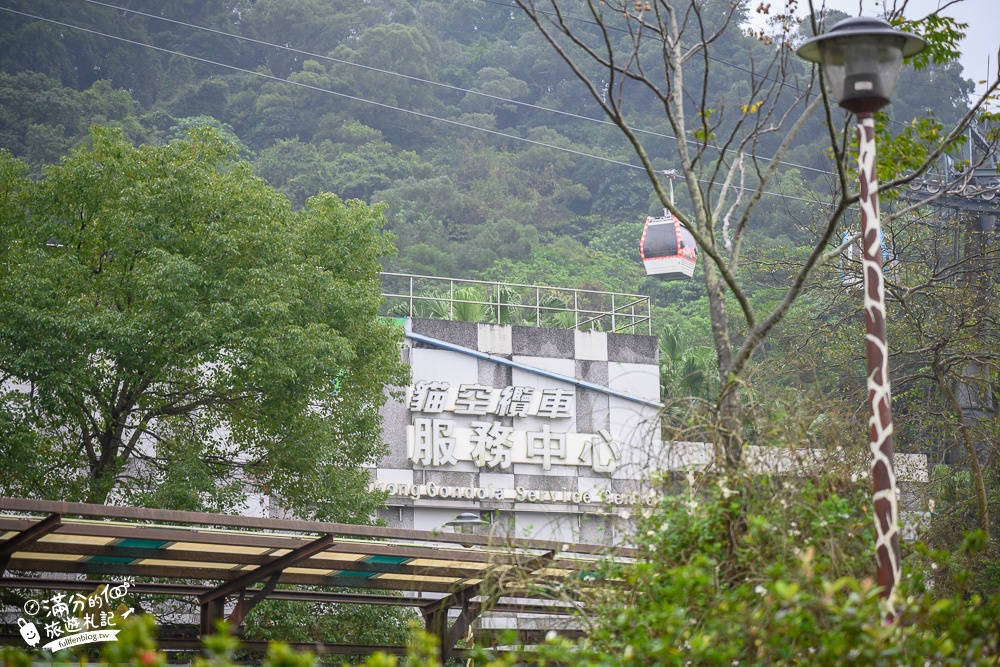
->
[445, 512, 490, 537]
[797, 17, 925, 114]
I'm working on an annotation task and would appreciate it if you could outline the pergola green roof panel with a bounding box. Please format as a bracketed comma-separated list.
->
[0, 497, 634, 657]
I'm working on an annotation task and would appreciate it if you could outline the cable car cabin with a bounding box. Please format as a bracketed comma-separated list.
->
[640, 214, 697, 279]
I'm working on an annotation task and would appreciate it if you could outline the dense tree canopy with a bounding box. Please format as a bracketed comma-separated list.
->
[0, 0, 997, 541]
[0, 127, 406, 520]
[1, 1, 1000, 658]
[0, 1, 978, 309]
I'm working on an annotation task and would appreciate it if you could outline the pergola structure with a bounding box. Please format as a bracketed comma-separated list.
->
[0, 498, 632, 661]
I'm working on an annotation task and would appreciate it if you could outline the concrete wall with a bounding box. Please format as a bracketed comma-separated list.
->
[373, 318, 662, 546]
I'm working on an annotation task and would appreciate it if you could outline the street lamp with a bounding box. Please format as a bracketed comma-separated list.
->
[444, 512, 491, 547]
[797, 17, 925, 613]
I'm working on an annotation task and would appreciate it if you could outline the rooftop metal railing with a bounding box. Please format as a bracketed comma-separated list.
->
[380, 272, 651, 334]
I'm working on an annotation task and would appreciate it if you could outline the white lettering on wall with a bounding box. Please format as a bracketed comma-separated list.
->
[406, 422, 621, 473]
[406, 383, 575, 419]
[405, 382, 622, 473]
[369, 482, 657, 507]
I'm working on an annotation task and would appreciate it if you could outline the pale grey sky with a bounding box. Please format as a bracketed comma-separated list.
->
[755, 0, 999, 104]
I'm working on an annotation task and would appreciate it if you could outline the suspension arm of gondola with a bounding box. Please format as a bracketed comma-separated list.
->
[639, 151, 755, 329]
[617, 104, 758, 329]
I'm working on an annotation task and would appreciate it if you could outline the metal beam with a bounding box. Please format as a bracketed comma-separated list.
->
[423, 550, 556, 663]
[405, 331, 664, 409]
[421, 550, 555, 618]
[199, 534, 334, 604]
[200, 598, 225, 638]
[14, 540, 499, 578]
[0, 513, 62, 573]
[0, 577, 438, 607]
[5, 557, 471, 594]
[0, 519, 521, 563]
[0, 576, 579, 617]
[898, 190, 1000, 214]
[227, 572, 281, 627]
[0, 497, 624, 556]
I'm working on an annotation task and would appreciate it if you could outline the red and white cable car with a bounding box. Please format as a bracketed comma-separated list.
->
[640, 212, 697, 279]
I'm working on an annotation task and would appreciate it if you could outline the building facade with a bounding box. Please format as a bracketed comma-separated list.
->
[372, 317, 663, 546]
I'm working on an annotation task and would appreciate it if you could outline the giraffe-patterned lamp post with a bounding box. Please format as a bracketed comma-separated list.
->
[798, 17, 925, 614]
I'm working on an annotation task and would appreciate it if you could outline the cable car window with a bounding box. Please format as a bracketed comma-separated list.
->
[678, 226, 696, 253]
[642, 219, 679, 258]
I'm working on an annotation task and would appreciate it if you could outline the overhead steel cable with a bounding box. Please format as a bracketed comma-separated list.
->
[0, 5, 839, 208]
[78, 0, 839, 179]
[482, 0, 966, 115]
[0, 6, 642, 171]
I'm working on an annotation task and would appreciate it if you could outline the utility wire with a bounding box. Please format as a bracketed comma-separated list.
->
[0, 5, 840, 208]
[484, 0, 967, 109]
[79, 0, 839, 179]
[480, 0, 796, 88]
[0, 6, 644, 171]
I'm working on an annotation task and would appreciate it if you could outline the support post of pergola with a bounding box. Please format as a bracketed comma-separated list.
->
[422, 550, 555, 662]
[423, 579, 492, 663]
[198, 533, 333, 636]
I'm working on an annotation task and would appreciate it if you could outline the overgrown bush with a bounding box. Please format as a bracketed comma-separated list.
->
[510, 473, 1000, 666]
[4, 476, 999, 667]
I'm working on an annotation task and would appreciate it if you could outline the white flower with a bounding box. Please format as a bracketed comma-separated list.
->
[755, 585, 767, 596]
[647, 530, 656, 537]
[545, 630, 558, 642]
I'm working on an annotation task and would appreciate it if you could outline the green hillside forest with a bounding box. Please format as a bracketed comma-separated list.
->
[0, 0, 997, 539]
